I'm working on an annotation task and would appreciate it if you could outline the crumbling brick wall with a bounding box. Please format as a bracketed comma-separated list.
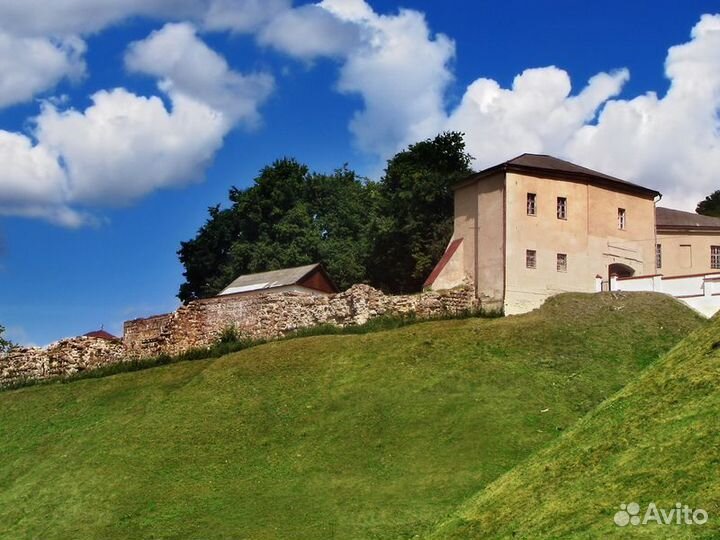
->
[0, 336, 126, 387]
[124, 284, 478, 358]
[0, 284, 477, 387]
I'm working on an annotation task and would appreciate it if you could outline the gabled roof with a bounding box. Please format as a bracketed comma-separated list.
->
[218, 263, 337, 296]
[455, 153, 660, 198]
[656, 207, 720, 231]
[84, 329, 120, 341]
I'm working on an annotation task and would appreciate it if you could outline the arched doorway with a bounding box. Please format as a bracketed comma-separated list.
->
[609, 263, 635, 279]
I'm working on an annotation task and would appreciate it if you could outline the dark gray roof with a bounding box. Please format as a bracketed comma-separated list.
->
[656, 207, 720, 230]
[456, 153, 660, 197]
[218, 263, 322, 295]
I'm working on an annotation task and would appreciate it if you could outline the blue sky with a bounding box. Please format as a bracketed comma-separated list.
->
[0, 0, 718, 345]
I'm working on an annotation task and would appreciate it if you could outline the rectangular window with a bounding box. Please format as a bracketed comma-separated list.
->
[557, 197, 567, 220]
[618, 208, 626, 230]
[526, 249, 536, 269]
[527, 193, 537, 216]
[712, 246, 720, 270]
[656, 243, 662, 269]
[557, 253, 567, 272]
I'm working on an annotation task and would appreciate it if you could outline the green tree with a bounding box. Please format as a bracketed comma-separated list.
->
[696, 190, 720, 217]
[0, 325, 14, 353]
[178, 159, 375, 302]
[368, 132, 473, 293]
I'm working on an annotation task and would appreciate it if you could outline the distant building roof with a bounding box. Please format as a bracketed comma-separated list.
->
[218, 263, 338, 296]
[456, 153, 661, 198]
[84, 329, 119, 341]
[656, 207, 720, 231]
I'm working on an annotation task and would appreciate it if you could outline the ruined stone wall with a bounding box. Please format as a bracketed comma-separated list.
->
[0, 336, 126, 387]
[124, 284, 478, 358]
[0, 284, 477, 387]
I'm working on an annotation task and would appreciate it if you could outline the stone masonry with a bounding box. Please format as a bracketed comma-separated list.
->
[0, 336, 126, 387]
[124, 284, 478, 358]
[1, 284, 477, 387]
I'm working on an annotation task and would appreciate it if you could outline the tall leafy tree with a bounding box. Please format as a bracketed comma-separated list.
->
[368, 132, 473, 293]
[696, 190, 720, 217]
[178, 159, 375, 302]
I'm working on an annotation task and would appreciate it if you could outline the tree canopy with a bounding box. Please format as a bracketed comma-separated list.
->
[177, 132, 473, 302]
[178, 160, 375, 302]
[696, 190, 720, 218]
[368, 132, 473, 292]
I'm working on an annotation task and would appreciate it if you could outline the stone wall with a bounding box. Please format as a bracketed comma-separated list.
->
[0, 336, 126, 388]
[124, 284, 478, 358]
[0, 284, 477, 387]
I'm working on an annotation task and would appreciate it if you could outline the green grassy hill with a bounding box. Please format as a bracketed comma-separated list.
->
[428, 300, 720, 539]
[0, 293, 702, 539]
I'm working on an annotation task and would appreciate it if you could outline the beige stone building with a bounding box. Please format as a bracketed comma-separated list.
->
[425, 154, 720, 315]
[655, 207, 720, 276]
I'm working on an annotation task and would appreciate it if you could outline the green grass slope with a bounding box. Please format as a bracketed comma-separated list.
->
[428, 302, 720, 539]
[0, 293, 702, 539]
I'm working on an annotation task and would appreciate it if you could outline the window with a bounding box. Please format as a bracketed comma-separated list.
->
[656, 244, 662, 269]
[557, 197, 567, 220]
[712, 246, 720, 270]
[557, 253, 567, 272]
[618, 208, 626, 230]
[526, 249, 536, 269]
[527, 193, 537, 216]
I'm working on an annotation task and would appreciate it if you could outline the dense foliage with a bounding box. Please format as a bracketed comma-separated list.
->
[178, 132, 473, 302]
[696, 190, 720, 217]
[368, 132, 473, 292]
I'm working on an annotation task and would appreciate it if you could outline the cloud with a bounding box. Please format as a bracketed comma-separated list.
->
[0, 1, 279, 110]
[0, 24, 274, 224]
[0, 130, 84, 227]
[258, 0, 454, 158]
[203, 0, 291, 33]
[257, 4, 719, 210]
[445, 67, 629, 167]
[258, 4, 360, 60]
[125, 22, 274, 125]
[563, 14, 720, 209]
[0, 0, 287, 38]
[35, 88, 228, 206]
[0, 32, 85, 109]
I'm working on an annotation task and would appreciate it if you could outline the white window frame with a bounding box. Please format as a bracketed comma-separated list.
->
[618, 208, 626, 230]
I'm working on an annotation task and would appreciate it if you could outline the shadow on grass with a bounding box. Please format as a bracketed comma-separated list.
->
[1, 307, 502, 393]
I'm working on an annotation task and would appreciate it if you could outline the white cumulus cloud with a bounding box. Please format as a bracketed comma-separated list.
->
[564, 14, 720, 209]
[258, 4, 360, 60]
[0, 24, 274, 225]
[0, 32, 86, 109]
[445, 67, 630, 167]
[125, 22, 274, 126]
[35, 88, 228, 206]
[258, 0, 454, 158]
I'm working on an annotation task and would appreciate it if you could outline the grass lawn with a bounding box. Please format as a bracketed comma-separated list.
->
[0, 293, 703, 539]
[428, 300, 720, 539]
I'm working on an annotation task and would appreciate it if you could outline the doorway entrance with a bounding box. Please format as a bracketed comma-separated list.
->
[609, 263, 635, 279]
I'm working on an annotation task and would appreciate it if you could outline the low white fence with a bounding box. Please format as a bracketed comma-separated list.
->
[595, 272, 720, 317]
